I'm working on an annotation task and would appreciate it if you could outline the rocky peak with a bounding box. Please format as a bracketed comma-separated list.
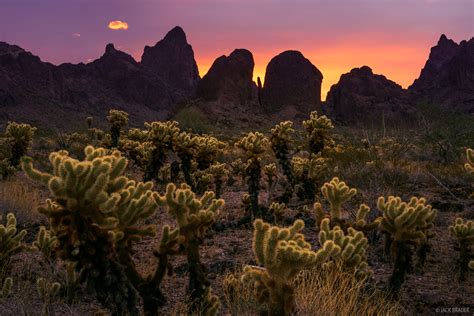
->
[325, 66, 412, 124]
[261, 50, 323, 113]
[409, 35, 474, 113]
[197, 48, 255, 103]
[162, 26, 187, 43]
[141, 26, 200, 99]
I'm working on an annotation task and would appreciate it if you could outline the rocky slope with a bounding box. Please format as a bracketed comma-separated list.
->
[325, 66, 413, 124]
[409, 34, 474, 114]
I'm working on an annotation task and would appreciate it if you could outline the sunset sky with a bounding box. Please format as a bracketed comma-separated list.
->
[1, 0, 472, 99]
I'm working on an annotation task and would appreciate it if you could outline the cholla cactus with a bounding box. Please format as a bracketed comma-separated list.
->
[236, 132, 269, 217]
[209, 162, 229, 198]
[315, 178, 379, 233]
[319, 218, 372, 278]
[377, 196, 437, 295]
[143, 121, 180, 182]
[0, 277, 12, 302]
[33, 226, 59, 263]
[4, 122, 36, 168]
[193, 169, 214, 194]
[264, 163, 277, 205]
[321, 177, 357, 221]
[466, 148, 474, 174]
[449, 218, 474, 281]
[22, 146, 162, 314]
[37, 277, 61, 316]
[0, 213, 27, 271]
[173, 132, 198, 186]
[156, 183, 224, 314]
[194, 135, 225, 170]
[270, 121, 294, 184]
[230, 158, 246, 185]
[269, 202, 287, 224]
[292, 155, 328, 202]
[107, 109, 129, 148]
[241, 219, 339, 316]
[302, 111, 333, 155]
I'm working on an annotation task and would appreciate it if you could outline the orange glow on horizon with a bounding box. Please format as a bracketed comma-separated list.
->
[196, 42, 428, 101]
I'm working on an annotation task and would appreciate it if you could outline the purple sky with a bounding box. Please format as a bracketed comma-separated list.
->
[1, 0, 472, 98]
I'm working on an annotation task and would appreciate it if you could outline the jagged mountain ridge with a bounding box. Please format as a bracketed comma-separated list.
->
[0, 28, 472, 130]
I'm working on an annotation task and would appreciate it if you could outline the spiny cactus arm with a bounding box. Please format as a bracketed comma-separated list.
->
[0, 213, 28, 265]
[449, 218, 474, 241]
[321, 177, 357, 220]
[0, 277, 12, 300]
[465, 148, 474, 174]
[33, 226, 59, 260]
[37, 277, 61, 299]
[21, 157, 52, 184]
[378, 196, 436, 241]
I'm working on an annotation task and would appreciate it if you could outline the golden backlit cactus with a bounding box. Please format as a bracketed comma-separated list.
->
[449, 218, 474, 281]
[292, 155, 328, 202]
[22, 146, 161, 314]
[321, 177, 357, 220]
[4, 121, 36, 168]
[269, 202, 287, 224]
[302, 111, 334, 155]
[0, 277, 12, 302]
[173, 131, 198, 186]
[377, 196, 437, 295]
[241, 219, 339, 316]
[194, 135, 225, 170]
[319, 218, 372, 278]
[107, 109, 129, 148]
[264, 163, 277, 205]
[0, 213, 28, 270]
[464, 148, 474, 175]
[37, 277, 61, 316]
[33, 226, 59, 262]
[270, 121, 295, 184]
[209, 162, 229, 198]
[143, 120, 181, 181]
[236, 132, 269, 217]
[156, 183, 224, 314]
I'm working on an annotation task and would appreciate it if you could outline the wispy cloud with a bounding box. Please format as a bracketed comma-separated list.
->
[72, 33, 81, 37]
[108, 20, 129, 30]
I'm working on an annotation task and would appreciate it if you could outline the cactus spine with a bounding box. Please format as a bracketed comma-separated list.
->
[377, 196, 436, 296]
[242, 219, 339, 316]
[37, 277, 61, 316]
[0, 213, 27, 272]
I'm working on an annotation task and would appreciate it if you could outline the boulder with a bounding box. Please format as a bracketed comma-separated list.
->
[261, 50, 323, 113]
[198, 49, 255, 103]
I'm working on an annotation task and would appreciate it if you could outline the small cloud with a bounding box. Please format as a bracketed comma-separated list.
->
[86, 58, 93, 63]
[108, 20, 129, 31]
[72, 33, 81, 37]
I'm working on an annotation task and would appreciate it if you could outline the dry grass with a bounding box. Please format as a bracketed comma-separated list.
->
[222, 266, 402, 316]
[0, 176, 44, 227]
